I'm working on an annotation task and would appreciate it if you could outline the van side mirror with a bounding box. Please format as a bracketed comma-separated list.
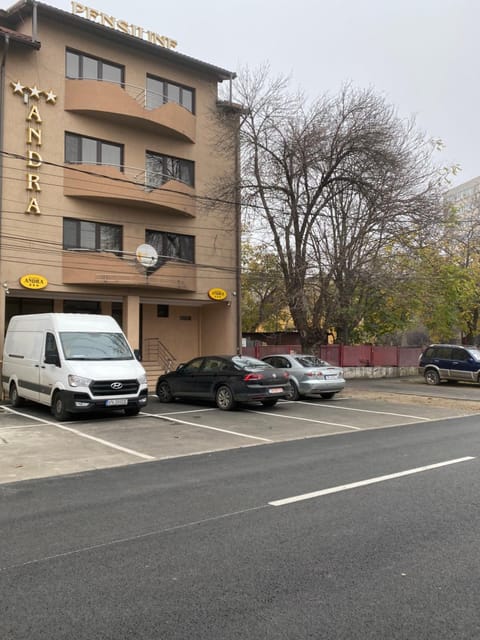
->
[44, 354, 61, 367]
[134, 349, 142, 361]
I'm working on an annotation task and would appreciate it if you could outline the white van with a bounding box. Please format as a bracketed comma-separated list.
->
[2, 313, 148, 420]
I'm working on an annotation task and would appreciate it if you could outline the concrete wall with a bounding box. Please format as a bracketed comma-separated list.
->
[343, 366, 418, 379]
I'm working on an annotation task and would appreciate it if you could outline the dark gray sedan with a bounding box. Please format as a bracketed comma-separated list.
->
[262, 354, 345, 400]
[156, 355, 290, 410]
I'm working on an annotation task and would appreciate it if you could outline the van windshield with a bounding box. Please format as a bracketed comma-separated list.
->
[59, 332, 134, 361]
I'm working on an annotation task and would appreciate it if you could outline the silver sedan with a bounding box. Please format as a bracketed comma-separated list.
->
[261, 354, 346, 400]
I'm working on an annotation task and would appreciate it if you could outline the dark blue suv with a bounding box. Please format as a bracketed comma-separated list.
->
[418, 344, 480, 385]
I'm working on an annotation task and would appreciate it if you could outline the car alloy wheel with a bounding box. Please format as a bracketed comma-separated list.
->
[157, 381, 173, 402]
[424, 369, 440, 385]
[215, 385, 236, 411]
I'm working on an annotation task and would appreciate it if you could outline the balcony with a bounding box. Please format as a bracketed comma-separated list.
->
[65, 79, 196, 143]
[63, 250, 197, 291]
[64, 164, 196, 217]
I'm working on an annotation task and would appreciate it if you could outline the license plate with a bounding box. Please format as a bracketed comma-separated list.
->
[106, 398, 128, 406]
[269, 387, 283, 394]
[325, 374, 337, 379]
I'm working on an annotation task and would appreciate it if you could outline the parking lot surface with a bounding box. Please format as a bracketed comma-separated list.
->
[1, 376, 480, 484]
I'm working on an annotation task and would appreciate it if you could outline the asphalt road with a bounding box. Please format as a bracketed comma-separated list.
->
[2, 411, 480, 639]
[3, 375, 480, 483]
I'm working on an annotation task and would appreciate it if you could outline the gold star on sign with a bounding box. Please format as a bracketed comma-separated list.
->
[10, 80, 25, 95]
[44, 89, 57, 104]
[29, 85, 41, 99]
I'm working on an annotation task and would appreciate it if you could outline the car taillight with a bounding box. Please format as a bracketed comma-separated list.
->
[244, 373, 264, 381]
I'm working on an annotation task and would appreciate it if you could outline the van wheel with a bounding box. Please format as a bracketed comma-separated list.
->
[9, 382, 24, 408]
[424, 369, 440, 385]
[124, 406, 140, 416]
[51, 392, 70, 421]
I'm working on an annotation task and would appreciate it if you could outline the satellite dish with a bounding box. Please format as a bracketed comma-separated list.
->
[136, 244, 158, 268]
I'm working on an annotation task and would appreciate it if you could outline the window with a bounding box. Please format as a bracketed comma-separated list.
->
[157, 305, 169, 318]
[146, 151, 194, 187]
[146, 75, 194, 113]
[65, 133, 123, 170]
[63, 218, 122, 252]
[146, 229, 194, 264]
[452, 348, 469, 362]
[183, 358, 204, 373]
[66, 49, 124, 84]
[45, 333, 60, 362]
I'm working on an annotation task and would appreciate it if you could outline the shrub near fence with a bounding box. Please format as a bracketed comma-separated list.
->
[243, 344, 423, 368]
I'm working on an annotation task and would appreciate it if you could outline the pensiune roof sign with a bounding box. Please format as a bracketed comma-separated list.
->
[70, 2, 178, 50]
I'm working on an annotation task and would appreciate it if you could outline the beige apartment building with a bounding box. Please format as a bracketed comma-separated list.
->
[0, 0, 241, 381]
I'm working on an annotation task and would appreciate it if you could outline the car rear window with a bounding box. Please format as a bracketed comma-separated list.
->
[232, 356, 271, 369]
[295, 356, 329, 367]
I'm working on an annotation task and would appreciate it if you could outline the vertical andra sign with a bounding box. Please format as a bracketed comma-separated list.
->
[10, 81, 57, 215]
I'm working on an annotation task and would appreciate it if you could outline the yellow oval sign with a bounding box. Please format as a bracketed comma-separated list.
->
[208, 287, 227, 301]
[20, 274, 48, 290]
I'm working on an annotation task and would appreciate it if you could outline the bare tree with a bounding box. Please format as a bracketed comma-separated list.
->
[230, 66, 445, 349]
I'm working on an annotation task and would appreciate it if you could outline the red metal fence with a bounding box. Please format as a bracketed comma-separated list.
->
[243, 344, 423, 368]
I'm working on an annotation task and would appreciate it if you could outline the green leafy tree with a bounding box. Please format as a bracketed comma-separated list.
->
[241, 242, 291, 332]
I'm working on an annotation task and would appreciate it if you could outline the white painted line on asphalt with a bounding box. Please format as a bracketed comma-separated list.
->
[153, 408, 217, 416]
[247, 409, 362, 431]
[269, 456, 476, 506]
[141, 411, 273, 442]
[0, 504, 267, 573]
[2, 406, 155, 460]
[307, 401, 431, 421]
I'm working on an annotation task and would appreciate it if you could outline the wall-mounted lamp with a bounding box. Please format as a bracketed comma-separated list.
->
[3, 282, 9, 295]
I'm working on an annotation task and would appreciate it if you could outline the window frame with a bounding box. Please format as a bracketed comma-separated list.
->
[145, 74, 195, 113]
[145, 150, 194, 188]
[66, 48, 125, 84]
[146, 229, 195, 265]
[65, 132, 124, 171]
[63, 217, 123, 253]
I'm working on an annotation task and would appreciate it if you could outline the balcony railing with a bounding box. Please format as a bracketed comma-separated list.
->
[64, 162, 196, 217]
[62, 249, 197, 291]
[65, 78, 196, 142]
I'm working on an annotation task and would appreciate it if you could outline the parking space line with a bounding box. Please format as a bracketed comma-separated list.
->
[2, 407, 155, 460]
[153, 408, 217, 416]
[269, 456, 476, 506]
[141, 411, 273, 442]
[247, 409, 362, 430]
[300, 401, 431, 421]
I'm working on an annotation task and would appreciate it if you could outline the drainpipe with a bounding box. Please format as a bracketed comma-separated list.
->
[32, 0, 38, 42]
[233, 90, 242, 355]
[0, 34, 10, 261]
[0, 34, 9, 385]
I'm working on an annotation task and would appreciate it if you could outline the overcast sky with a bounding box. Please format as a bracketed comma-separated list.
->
[39, 0, 478, 187]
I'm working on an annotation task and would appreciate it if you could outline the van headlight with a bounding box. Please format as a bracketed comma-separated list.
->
[68, 374, 92, 387]
[138, 374, 147, 385]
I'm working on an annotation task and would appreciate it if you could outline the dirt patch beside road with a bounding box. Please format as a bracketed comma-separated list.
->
[345, 388, 480, 413]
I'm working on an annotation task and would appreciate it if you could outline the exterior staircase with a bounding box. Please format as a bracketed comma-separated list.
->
[141, 338, 177, 394]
